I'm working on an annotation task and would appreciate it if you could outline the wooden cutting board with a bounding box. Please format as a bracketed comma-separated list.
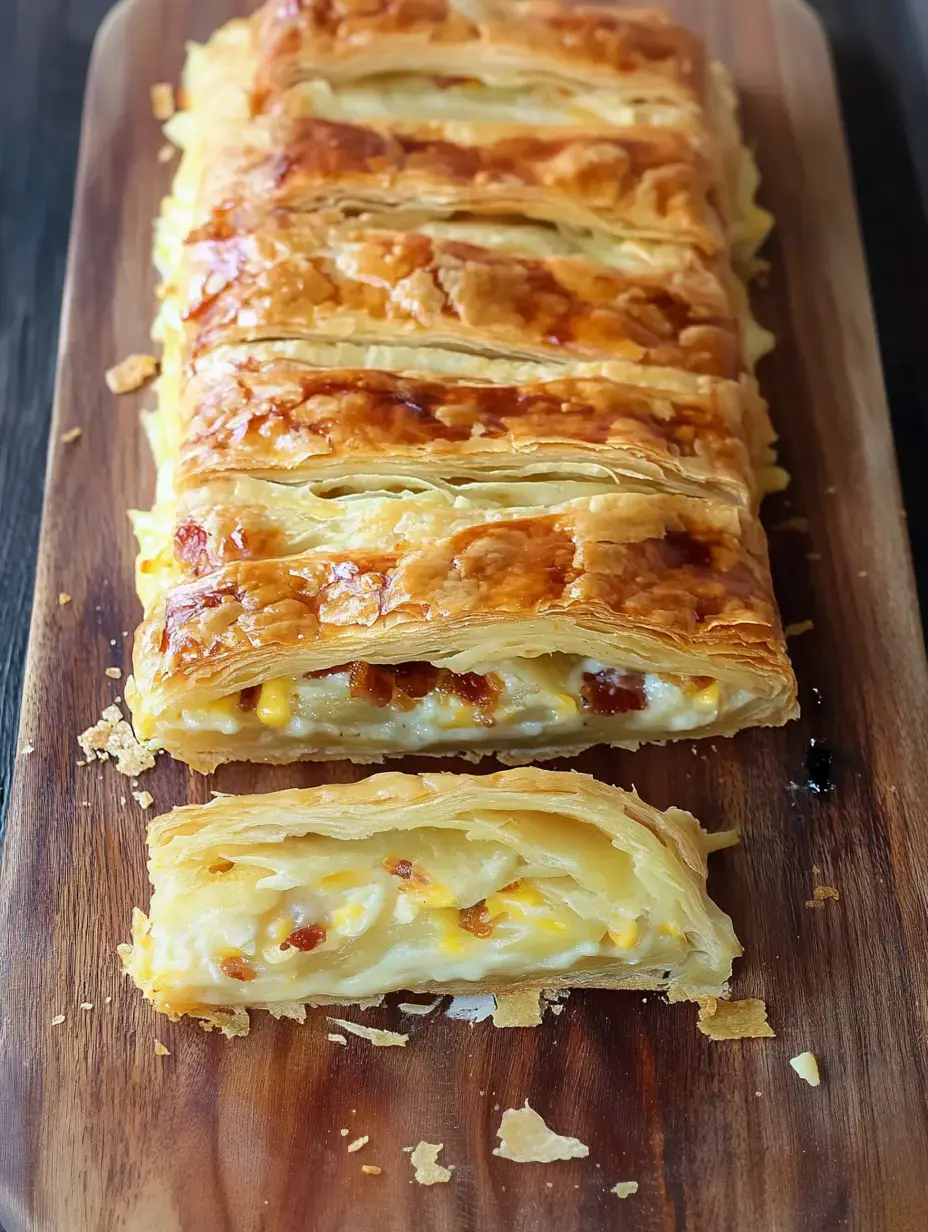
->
[2, 0, 928, 1228]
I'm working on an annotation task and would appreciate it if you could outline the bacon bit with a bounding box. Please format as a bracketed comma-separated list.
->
[393, 661, 438, 699]
[219, 955, 257, 982]
[150, 83, 175, 121]
[209, 858, 234, 874]
[60, 427, 83, 443]
[280, 924, 326, 952]
[458, 900, 495, 939]
[238, 685, 261, 711]
[349, 661, 394, 707]
[384, 856, 414, 880]
[438, 669, 500, 710]
[581, 669, 647, 716]
[304, 663, 351, 679]
[105, 353, 159, 394]
[58, 592, 72, 606]
[433, 75, 472, 88]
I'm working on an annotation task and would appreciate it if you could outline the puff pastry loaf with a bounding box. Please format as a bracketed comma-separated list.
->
[127, 0, 795, 769]
[119, 768, 742, 1034]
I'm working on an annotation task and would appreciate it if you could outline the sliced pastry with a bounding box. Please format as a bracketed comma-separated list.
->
[119, 767, 742, 1033]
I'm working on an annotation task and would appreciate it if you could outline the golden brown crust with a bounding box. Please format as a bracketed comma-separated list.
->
[203, 117, 725, 254]
[132, 493, 791, 703]
[175, 224, 741, 377]
[174, 360, 756, 501]
[254, 1, 708, 104]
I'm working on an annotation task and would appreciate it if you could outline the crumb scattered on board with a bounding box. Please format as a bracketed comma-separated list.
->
[50, 1014, 66, 1026]
[492, 1102, 589, 1163]
[790, 1052, 821, 1086]
[806, 882, 839, 909]
[60, 427, 83, 444]
[696, 998, 775, 1041]
[785, 620, 814, 639]
[346, 1136, 369, 1154]
[361, 1165, 381, 1175]
[105, 666, 122, 679]
[79, 1002, 93, 1011]
[326, 1017, 407, 1048]
[157, 143, 176, 163]
[150, 83, 175, 121]
[492, 988, 543, 1028]
[132, 790, 154, 810]
[611, 1182, 638, 1199]
[78, 704, 156, 777]
[105, 353, 159, 395]
[772, 516, 809, 533]
[58, 593, 72, 606]
[398, 998, 441, 1016]
[327, 1032, 348, 1045]
[19, 743, 35, 757]
[409, 1142, 453, 1185]
[154, 1040, 170, 1056]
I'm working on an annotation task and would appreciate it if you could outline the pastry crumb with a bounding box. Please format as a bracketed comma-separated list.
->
[611, 1181, 638, 1199]
[492, 988, 543, 1028]
[50, 1014, 66, 1026]
[772, 516, 809, 533]
[150, 83, 175, 120]
[409, 1142, 453, 1185]
[493, 1102, 589, 1163]
[154, 1039, 170, 1056]
[326, 1017, 407, 1048]
[58, 593, 72, 606]
[327, 1032, 348, 1045]
[346, 1136, 369, 1154]
[785, 620, 814, 639]
[157, 142, 176, 163]
[78, 704, 156, 777]
[79, 1002, 93, 1011]
[339, 1128, 350, 1137]
[806, 884, 839, 909]
[60, 427, 83, 444]
[132, 790, 154, 810]
[105, 667, 123, 679]
[397, 998, 441, 1016]
[105, 353, 159, 395]
[696, 997, 775, 1040]
[19, 743, 35, 757]
[361, 1165, 382, 1176]
[789, 1051, 821, 1086]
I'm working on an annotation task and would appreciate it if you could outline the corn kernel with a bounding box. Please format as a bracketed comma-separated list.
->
[407, 881, 456, 909]
[537, 918, 567, 933]
[317, 870, 368, 892]
[692, 682, 720, 710]
[268, 916, 292, 944]
[256, 677, 294, 729]
[659, 921, 686, 940]
[485, 881, 545, 918]
[608, 920, 639, 949]
[331, 902, 366, 934]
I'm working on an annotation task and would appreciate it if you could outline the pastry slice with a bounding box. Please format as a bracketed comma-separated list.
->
[127, 492, 797, 771]
[167, 223, 743, 380]
[118, 767, 742, 1033]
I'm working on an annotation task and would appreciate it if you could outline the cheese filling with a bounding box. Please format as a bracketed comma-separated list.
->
[146, 656, 755, 750]
[131, 822, 702, 1007]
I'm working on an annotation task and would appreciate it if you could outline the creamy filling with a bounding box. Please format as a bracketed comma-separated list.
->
[148, 656, 755, 750]
[137, 824, 697, 1006]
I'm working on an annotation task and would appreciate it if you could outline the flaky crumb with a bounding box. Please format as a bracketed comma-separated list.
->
[492, 1102, 589, 1163]
[493, 988, 543, 1028]
[132, 790, 153, 810]
[327, 1032, 348, 1045]
[19, 743, 35, 757]
[157, 143, 176, 163]
[339, 1128, 350, 1137]
[790, 1051, 821, 1086]
[79, 1002, 93, 1011]
[346, 1136, 369, 1154]
[611, 1181, 638, 1199]
[772, 516, 809, 533]
[50, 1014, 66, 1026]
[60, 427, 83, 444]
[361, 1165, 382, 1176]
[397, 998, 441, 1016]
[326, 1017, 407, 1048]
[58, 593, 72, 606]
[150, 83, 175, 120]
[154, 1039, 170, 1056]
[78, 704, 156, 777]
[696, 997, 775, 1040]
[785, 620, 814, 639]
[105, 353, 159, 395]
[806, 884, 840, 909]
[104, 666, 122, 679]
[409, 1142, 453, 1185]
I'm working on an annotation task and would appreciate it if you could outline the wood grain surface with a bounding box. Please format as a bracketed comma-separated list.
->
[2, 1, 928, 1229]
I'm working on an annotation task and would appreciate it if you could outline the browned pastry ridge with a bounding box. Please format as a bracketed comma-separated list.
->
[127, 0, 794, 768]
